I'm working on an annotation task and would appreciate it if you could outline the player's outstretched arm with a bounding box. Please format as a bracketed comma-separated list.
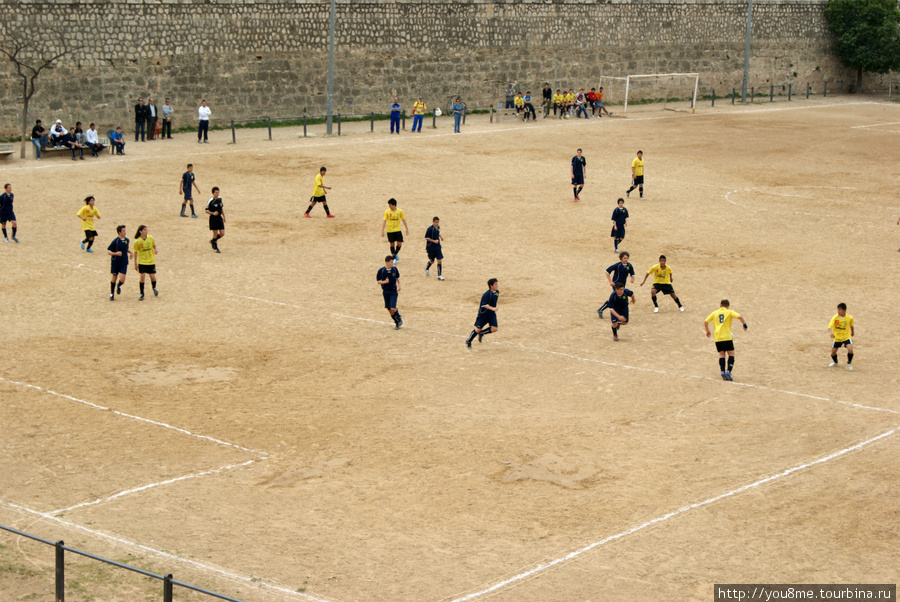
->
[704, 321, 711, 337]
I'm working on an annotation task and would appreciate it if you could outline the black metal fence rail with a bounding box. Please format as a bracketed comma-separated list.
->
[0, 523, 246, 602]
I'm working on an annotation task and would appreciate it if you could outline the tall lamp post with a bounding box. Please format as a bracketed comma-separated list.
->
[326, 0, 336, 134]
[741, 0, 753, 103]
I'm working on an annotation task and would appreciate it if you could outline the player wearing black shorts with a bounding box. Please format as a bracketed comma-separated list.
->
[626, 150, 645, 199]
[610, 198, 628, 253]
[640, 255, 683, 313]
[570, 148, 586, 201]
[179, 164, 200, 217]
[424, 216, 444, 280]
[465, 278, 500, 348]
[381, 198, 409, 264]
[377, 255, 403, 329]
[304, 166, 334, 218]
[107, 225, 132, 301]
[0, 183, 18, 243]
[607, 282, 635, 341]
[598, 251, 635, 318]
[206, 186, 225, 253]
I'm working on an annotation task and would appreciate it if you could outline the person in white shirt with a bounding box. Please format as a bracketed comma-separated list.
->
[84, 123, 105, 157]
[50, 120, 67, 146]
[197, 99, 211, 143]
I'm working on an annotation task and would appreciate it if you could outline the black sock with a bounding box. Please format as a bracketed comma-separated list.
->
[87, 239, 94, 249]
[180, 205, 186, 215]
[612, 327, 618, 336]
[719, 357, 726, 371]
[140, 282, 145, 294]
[82, 238, 88, 244]
[573, 188, 578, 198]
[437, 264, 442, 276]
[1, 228, 6, 238]
[324, 204, 331, 215]
[305, 205, 314, 214]
[395, 245, 401, 256]
[426, 261, 432, 270]
[190, 204, 196, 214]
[110, 281, 116, 294]
[152, 281, 157, 290]
[727, 356, 735, 371]
[652, 296, 658, 307]
[639, 186, 644, 196]
[391, 312, 400, 324]
[466, 330, 477, 344]
[599, 301, 609, 312]
[11, 227, 16, 237]
[831, 353, 838, 363]
[675, 298, 682, 308]
[578, 186, 583, 195]
[847, 353, 853, 364]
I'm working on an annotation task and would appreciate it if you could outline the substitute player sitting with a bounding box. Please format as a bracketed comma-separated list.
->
[640, 254, 683, 313]
[827, 303, 854, 371]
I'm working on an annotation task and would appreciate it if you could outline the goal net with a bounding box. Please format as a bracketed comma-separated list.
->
[599, 73, 699, 117]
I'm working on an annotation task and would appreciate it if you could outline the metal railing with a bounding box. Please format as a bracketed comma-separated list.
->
[0, 523, 246, 602]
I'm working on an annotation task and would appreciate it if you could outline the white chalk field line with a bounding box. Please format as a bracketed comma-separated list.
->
[448, 427, 898, 601]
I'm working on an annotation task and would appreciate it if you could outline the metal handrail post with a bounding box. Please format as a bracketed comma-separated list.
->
[55, 540, 65, 602]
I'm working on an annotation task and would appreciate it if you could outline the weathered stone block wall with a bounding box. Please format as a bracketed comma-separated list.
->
[0, 0, 856, 138]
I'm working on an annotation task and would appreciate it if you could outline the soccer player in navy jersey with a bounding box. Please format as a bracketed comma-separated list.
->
[465, 278, 500, 348]
[570, 149, 586, 201]
[611, 198, 628, 253]
[597, 251, 635, 318]
[424, 216, 444, 280]
[377, 255, 403, 329]
[179, 164, 201, 217]
[107, 225, 133, 300]
[607, 282, 635, 341]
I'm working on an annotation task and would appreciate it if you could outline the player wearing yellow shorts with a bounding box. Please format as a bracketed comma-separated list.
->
[704, 299, 748, 381]
[827, 303, 854, 370]
[640, 255, 683, 313]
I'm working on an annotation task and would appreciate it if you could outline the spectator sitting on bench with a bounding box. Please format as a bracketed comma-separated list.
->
[73, 121, 84, 138]
[522, 91, 537, 121]
[110, 127, 126, 155]
[85, 123, 105, 157]
[61, 125, 85, 160]
[31, 119, 49, 159]
[575, 89, 589, 119]
[514, 92, 525, 116]
[50, 120, 67, 146]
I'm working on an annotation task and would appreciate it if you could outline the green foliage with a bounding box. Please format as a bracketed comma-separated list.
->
[825, 0, 900, 74]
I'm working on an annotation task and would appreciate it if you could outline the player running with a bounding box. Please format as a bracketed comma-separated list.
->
[607, 282, 635, 341]
[625, 150, 645, 199]
[133, 224, 158, 300]
[107, 225, 133, 301]
[376, 255, 403, 329]
[304, 166, 334, 218]
[465, 278, 500, 348]
[381, 198, 409, 264]
[827, 303, 854, 370]
[597, 251, 635, 318]
[424, 216, 444, 280]
[640, 255, 684, 313]
[76, 196, 101, 252]
[704, 300, 748, 381]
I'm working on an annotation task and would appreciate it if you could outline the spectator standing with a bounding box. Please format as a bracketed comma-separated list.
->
[390, 97, 401, 134]
[542, 83, 552, 117]
[134, 97, 148, 141]
[161, 98, 174, 139]
[198, 99, 211, 143]
[147, 97, 158, 140]
[84, 123, 105, 157]
[505, 84, 516, 109]
[411, 96, 426, 133]
[31, 119, 48, 159]
[452, 97, 464, 133]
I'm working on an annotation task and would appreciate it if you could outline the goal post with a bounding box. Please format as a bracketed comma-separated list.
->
[601, 73, 700, 117]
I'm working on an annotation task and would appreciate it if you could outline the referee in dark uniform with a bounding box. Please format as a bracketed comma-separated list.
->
[206, 186, 225, 253]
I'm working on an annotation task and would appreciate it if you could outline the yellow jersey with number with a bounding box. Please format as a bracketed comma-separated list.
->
[706, 308, 741, 342]
[829, 314, 853, 342]
[383, 209, 406, 233]
[632, 157, 644, 176]
[76, 206, 100, 231]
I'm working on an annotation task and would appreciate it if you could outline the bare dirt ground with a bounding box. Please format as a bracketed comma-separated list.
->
[1, 95, 898, 601]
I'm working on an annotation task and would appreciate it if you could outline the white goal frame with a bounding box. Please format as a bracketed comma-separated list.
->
[601, 73, 700, 118]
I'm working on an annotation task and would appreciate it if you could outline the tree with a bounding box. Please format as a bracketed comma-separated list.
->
[0, 30, 82, 159]
[825, 0, 900, 92]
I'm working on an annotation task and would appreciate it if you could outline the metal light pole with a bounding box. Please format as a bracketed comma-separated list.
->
[326, 0, 336, 134]
[741, 0, 753, 103]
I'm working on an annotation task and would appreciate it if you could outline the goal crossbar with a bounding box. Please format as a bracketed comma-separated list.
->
[619, 73, 700, 117]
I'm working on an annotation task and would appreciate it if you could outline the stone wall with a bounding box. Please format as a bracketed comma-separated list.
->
[0, 0, 856, 138]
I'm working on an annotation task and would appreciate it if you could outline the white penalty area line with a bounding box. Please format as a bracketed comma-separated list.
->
[449, 427, 898, 601]
[0, 376, 269, 456]
[0, 498, 333, 602]
[49, 458, 264, 515]
[851, 120, 900, 129]
[225, 293, 900, 417]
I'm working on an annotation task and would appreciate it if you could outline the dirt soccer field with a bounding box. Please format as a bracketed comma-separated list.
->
[1, 96, 898, 601]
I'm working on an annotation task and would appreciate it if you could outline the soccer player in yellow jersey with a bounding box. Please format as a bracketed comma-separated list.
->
[704, 299, 748, 381]
[132, 224, 158, 300]
[626, 150, 645, 199]
[381, 198, 409, 265]
[827, 302, 854, 370]
[76, 196, 101, 252]
[640, 254, 683, 313]
[412, 96, 426, 132]
[304, 166, 334, 218]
